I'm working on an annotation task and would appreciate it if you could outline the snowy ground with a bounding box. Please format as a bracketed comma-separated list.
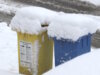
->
[0, 0, 30, 15]
[81, 0, 100, 6]
[0, 0, 29, 8]
[0, 22, 21, 75]
[0, 0, 31, 24]
[44, 48, 100, 75]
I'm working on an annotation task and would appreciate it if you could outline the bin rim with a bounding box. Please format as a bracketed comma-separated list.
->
[13, 26, 48, 35]
[53, 33, 92, 42]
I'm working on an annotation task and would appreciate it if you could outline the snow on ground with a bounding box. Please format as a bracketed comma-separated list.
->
[0, 22, 21, 75]
[0, 0, 30, 15]
[0, 4, 18, 15]
[43, 48, 100, 75]
[0, 0, 29, 8]
[0, 70, 20, 75]
[81, 0, 100, 6]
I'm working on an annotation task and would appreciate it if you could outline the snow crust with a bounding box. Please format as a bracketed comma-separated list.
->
[43, 50, 100, 75]
[81, 0, 100, 6]
[10, 6, 100, 41]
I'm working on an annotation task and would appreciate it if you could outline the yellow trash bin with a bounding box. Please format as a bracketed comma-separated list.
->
[17, 31, 53, 75]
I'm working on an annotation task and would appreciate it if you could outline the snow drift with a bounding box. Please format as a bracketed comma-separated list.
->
[43, 50, 100, 75]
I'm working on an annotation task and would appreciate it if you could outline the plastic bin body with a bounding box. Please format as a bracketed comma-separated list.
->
[54, 34, 91, 66]
[17, 31, 53, 75]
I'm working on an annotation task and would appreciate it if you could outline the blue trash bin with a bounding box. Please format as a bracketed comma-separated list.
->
[54, 34, 91, 66]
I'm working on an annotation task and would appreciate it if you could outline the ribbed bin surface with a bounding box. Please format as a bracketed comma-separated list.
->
[54, 34, 91, 66]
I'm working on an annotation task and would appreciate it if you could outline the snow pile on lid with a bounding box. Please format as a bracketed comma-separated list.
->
[43, 50, 100, 75]
[48, 13, 100, 41]
[10, 6, 100, 40]
[81, 0, 100, 6]
[10, 6, 57, 35]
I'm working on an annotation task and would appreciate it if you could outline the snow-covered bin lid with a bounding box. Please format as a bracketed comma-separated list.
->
[10, 6, 57, 35]
[48, 12, 100, 41]
[10, 6, 100, 40]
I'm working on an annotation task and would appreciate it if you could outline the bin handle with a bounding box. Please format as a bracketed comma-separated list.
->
[41, 24, 48, 27]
